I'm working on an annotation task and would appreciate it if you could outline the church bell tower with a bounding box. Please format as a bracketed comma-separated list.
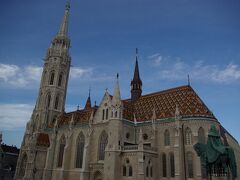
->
[33, 1, 71, 129]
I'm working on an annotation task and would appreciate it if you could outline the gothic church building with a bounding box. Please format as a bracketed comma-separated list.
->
[15, 2, 240, 180]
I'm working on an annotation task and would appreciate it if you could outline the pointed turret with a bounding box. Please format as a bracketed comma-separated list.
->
[131, 48, 142, 101]
[112, 73, 121, 105]
[84, 90, 92, 110]
[57, 0, 70, 37]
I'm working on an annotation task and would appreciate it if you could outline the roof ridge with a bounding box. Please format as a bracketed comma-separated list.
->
[123, 85, 191, 101]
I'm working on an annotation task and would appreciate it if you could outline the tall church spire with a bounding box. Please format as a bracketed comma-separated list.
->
[131, 48, 142, 101]
[57, 0, 70, 37]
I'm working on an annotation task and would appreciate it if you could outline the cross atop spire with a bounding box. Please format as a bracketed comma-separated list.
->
[57, 0, 70, 37]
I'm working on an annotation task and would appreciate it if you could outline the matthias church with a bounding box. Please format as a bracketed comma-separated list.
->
[15, 1, 240, 180]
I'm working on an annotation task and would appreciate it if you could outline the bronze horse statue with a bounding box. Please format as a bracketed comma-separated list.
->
[194, 125, 237, 180]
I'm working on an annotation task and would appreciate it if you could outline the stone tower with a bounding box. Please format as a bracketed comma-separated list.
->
[131, 48, 142, 101]
[33, 1, 71, 130]
[14, 2, 71, 179]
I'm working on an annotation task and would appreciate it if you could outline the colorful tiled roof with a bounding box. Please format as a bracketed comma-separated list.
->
[36, 133, 50, 147]
[123, 85, 215, 121]
[57, 108, 94, 127]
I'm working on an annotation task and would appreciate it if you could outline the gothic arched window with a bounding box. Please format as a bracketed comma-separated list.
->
[164, 129, 170, 146]
[102, 109, 105, 120]
[98, 131, 108, 160]
[187, 152, 194, 178]
[185, 127, 192, 145]
[57, 135, 66, 167]
[54, 95, 59, 110]
[170, 152, 175, 177]
[123, 165, 126, 176]
[76, 133, 85, 168]
[49, 72, 55, 85]
[146, 166, 149, 177]
[129, 166, 133, 176]
[106, 108, 109, 120]
[58, 73, 63, 87]
[162, 153, 167, 177]
[46, 94, 51, 108]
[198, 127, 205, 144]
[19, 153, 27, 178]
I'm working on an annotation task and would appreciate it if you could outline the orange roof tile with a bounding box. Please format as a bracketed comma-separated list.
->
[57, 108, 94, 127]
[123, 85, 214, 121]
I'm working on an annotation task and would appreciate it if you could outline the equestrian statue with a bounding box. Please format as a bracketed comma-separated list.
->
[194, 125, 237, 180]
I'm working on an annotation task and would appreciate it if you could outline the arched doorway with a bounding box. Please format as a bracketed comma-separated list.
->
[94, 171, 103, 180]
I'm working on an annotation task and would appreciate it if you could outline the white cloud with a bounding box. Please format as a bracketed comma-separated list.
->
[0, 104, 33, 130]
[148, 53, 164, 66]
[149, 55, 240, 83]
[70, 67, 93, 79]
[0, 64, 42, 87]
[0, 63, 97, 88]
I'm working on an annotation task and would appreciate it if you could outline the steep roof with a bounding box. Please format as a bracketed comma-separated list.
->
[57, 108, 95, 127]
[123, 85, 215, 121]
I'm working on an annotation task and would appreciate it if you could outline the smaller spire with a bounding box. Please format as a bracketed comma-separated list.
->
[187, 74, 190, 86]
[131, 48, 142, 101]
[84, 91, 92, 110]
[112, 73, 121, 105]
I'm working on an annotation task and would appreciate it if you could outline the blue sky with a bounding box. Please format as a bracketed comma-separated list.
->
[0, 0, 240, 147]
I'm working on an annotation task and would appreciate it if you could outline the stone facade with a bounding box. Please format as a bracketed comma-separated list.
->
[14, 2, 240, 180]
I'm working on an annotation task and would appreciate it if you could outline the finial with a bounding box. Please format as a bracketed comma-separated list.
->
[188, 74, 190, 86]
[88, 86, 91, 97]
[77, 104, 80, 110]
[66, 0, 70, 11]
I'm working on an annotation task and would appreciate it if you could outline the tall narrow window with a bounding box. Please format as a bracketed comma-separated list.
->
[123, 165, 126, 176]
[58, 73, 63, 87]
[187, 152, 194, 178]
[150, 166, 153, 177]
[76, 133, 85, 168]
[57, 135, 65, 167]
[19, 154, 27, 178]
[49, 72, 55, 85]
[198, 127, 205, 144]
[102, 109, 105, 120]
[54, 95, 59, 110]
[146, 166, 149, 177]
[115, 111, 118, 118]
[162, 153, 167, 177]
[98, 131, 108, 160]
[185, 128, 192, 145]
[46, 94, 51, 108]
[106, 108, 108, 120]
[170, 152, 175, 177]
[164, 129, 170, 146]
[129, 166, 133, 176]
